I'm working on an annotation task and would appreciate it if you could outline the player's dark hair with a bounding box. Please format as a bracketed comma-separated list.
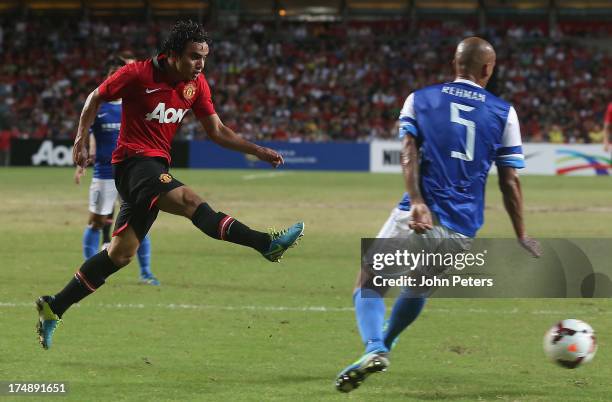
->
[117, 50, 135, 62]
[104, 55, 127, 74]
[162, 20, 210, 56]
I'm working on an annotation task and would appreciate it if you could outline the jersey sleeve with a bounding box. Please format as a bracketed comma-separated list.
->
[605, 103, 612, 125]
[398, 93, 419, 139]
[191, 77, 216, 119]
[495, 106, 525, 169]
[98, 63, 139, 101]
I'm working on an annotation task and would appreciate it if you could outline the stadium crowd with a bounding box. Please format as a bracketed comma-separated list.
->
[0, 18, 610, 147]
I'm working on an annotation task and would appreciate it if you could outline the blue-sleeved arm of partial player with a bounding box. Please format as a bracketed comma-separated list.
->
[495, 106, 525, 169]
[398, 93, 419, 139]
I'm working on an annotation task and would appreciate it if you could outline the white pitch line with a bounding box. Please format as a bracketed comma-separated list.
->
[241, 171, 290, 180]
[2, 302, 611, 315]
[0, 302, 352, 313]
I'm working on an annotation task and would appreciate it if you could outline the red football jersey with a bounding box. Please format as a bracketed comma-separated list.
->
[98, 55, 216, 164]
[605, 102, 612, 125]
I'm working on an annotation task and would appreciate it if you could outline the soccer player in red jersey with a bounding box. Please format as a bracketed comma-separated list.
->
[604, 102, 612, 153]
[36, 21, 305, 349]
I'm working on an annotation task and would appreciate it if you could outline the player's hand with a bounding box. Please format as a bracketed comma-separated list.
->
[519, 236, 542, 258]
[605, 143, 610, 153]
[409, 203, 433, 234]
[255, 146, 284, 168]
[72, 141, 91, 168]
[74, 166, 85, 185]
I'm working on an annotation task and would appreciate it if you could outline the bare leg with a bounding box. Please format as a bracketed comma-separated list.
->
[107, 225, 140, 268]
[88, 212, 107, 230]
[157, 186, 203, 218]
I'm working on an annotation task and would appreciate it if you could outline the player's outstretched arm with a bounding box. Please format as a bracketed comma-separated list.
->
[498, 166, 541, 257]
[401, 135, 432, 234]
[198, 114, 284, 168]
[73, 89, 103, 168]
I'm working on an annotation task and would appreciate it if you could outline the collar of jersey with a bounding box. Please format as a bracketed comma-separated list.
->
[453, 78, 483, 88]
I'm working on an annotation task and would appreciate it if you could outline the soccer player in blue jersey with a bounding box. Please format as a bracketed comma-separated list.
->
[74, 55, 159, 285]
[335, 37, 542, 392]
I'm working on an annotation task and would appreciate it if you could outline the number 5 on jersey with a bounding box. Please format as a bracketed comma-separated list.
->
[450, 102, 475, 162]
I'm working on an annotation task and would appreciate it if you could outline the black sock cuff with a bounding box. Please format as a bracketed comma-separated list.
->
[97, 249, 120, 276]
[50, 251, 119, 317]
[192, 203, 228, 239]
[191, 202, 268, 252]
[191, 202, 215, 226]
[78, 249, 120, 290]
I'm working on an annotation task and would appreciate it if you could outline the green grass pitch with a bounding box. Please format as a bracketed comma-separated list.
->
[0, 167, 611, 401]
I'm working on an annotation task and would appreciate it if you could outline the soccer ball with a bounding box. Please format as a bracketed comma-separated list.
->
[543, 319, 597, 369]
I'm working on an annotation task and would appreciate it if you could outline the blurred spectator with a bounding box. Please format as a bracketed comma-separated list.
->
[588, 123, 603, 144]
[0, 17, 609, 143]
[0, 127, 12, 166]
[547, 124, 564, 143]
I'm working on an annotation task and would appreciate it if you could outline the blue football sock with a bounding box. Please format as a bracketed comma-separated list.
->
[383, 291, 426, 350]
[137, 235, 152, 278]
[353, 288, 388, 354]
[82, 226, 101, 259]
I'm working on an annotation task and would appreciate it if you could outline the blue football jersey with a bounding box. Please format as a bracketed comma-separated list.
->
[90, 101, 121, 179]
[397, 79, 524, 237]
